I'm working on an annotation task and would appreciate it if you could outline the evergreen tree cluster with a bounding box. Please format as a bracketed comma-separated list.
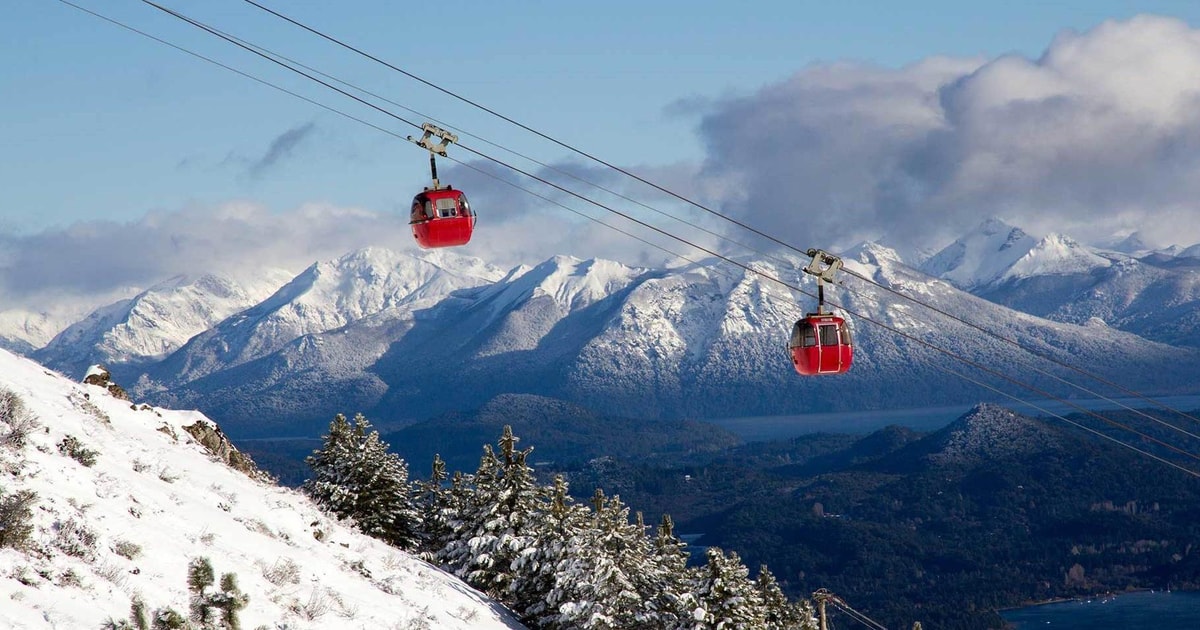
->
[303, 416, 818, 629]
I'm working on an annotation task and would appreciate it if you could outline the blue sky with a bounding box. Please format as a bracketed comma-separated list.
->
[5, 1, 1200, 313]
[4, 0, 1197, 233]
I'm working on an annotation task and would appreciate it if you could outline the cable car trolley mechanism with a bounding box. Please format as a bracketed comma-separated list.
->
[789, 248, 854, 376]
[406, 123, 476, 249]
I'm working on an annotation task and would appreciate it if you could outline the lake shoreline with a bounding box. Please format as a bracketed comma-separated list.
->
[1001, 589, 1200, 629]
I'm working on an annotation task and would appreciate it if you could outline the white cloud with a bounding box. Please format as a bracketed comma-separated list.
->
[0, 202, 413, 311]
[693, 15, 1200, 252]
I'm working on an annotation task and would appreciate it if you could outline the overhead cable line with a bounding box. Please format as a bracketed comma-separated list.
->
[87, 1, 1200, 472]
[203, 20, 794, 271]
[239, 0, 1200, 433]
[56, 0, 707, 277]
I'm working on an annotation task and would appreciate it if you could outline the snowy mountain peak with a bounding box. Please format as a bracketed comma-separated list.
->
[502, 255, 643, 311]
[34, 271, 291, 377]
[920, 218, 1038, 289]
[1001, 233, 1110, 282]
[843, 241, 906, 274]
[1179, 243, 1200, 259]
[1103, 231, 1153, 256]
[0, 348, 522, 629]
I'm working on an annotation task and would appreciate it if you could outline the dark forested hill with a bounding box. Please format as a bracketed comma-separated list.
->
[676, 405, 1200, 629]
[243, 401, 1200, 629]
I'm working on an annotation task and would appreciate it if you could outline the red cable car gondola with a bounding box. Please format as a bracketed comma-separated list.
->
[789, 249, 854, 376]
[407, 123, 476, 249]
[411, 187, 476, 249]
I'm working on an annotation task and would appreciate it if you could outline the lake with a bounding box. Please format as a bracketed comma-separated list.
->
[1001, 591, 1200, 629]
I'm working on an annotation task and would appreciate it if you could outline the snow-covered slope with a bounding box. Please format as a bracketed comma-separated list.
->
[33, 271, 292, 378]
[0, 348, 523, 629]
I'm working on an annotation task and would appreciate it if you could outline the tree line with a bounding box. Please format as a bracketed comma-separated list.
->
[303, 412, 819, 630]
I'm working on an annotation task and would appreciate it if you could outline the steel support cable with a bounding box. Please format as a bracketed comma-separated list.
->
[840, 267, 1200, 431]
[209, 28, 792, 272]
[238, 0, 1200, 433]
[124, 2, 1200, 468]
[830, 600, 889, 630]
[830, 273, 1200, 443]
[59, 0, 706, 277]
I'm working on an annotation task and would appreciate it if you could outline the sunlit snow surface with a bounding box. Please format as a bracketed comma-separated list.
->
[0, 348, 524, 629]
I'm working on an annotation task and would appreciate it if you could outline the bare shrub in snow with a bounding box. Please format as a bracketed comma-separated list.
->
[261, 557, 301, 586]
[58, 567, 83, 588]
[53, 517, 99, 561]
[112, 539, 142, 560]
[0, 488, 37, 550]
[0, 387, 40, 449]
[95, 561, 129, 589]
[288, 587, 332, 621]
[131, 459, 152, 473]
[157, 466, 180, 483]
[237, 517, 276, 539]
[57, 434, 99, 467]
[69, 391, 111, 425]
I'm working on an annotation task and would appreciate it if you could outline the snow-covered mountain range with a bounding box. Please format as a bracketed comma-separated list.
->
[0, 347, 524, 629]
[7, 220, 1200, 438]
[921, 219, 1200, 347]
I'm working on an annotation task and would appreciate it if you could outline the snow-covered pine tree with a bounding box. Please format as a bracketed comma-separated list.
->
[437, 425, 546, 603]
[652, 514, 700, 628]
[690, 547, 767, 629]
[512, 474, 591, 626]
[755, 564, 818, 630]
[542, 488, 649, 629]
[414, 454, 454, 557]
[303, 413, 419, 549]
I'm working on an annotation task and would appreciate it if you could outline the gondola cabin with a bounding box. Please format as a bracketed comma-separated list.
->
[410, 187, 475, 249]
[789, 314, 853, 375]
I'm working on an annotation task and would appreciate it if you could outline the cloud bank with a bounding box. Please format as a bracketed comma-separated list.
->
[694, 15, 1200, 252]
[0, 202, 409, 309]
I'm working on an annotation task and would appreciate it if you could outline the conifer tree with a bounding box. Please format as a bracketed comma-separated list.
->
[187, 557, 217, 627]
[756, 564, 817, 629]
[652, 514, 700, 628]
[537, 488, 646, 629]
[304, 413, 419, 549]
[438, 425, 546, 602]
[691, 547, 767, 629]
[513, 474, 592, 625]
[414, 454, 453, 556]
[185, 557, 248, 630]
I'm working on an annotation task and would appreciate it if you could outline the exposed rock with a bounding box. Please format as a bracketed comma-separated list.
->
[182, 420, 270, 482]
[82, 364, 130, 401]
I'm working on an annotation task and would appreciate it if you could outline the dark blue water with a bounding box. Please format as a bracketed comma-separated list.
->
[1002, 591, 1200, 629]
[710, 395, 1200, 442]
